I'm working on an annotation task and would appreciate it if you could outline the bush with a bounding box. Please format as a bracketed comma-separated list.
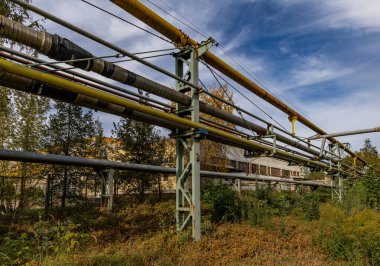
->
[301, 194, 320, 221]
[241, 190, 273, 228]
[316, 204, 380, 265]
[202, 183, 241, 223]
[0, 221, 83, 265]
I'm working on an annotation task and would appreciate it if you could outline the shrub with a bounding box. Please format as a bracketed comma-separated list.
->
[0, 221, 83, 265]
[301, 194, 320, 221]
[202, 183, 241, 223]
[316, 204, 380, 265]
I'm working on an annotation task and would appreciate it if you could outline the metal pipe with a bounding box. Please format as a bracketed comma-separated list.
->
[0, 18, 345, 164]
[0, 70, 186, 131]
[0, 45, 172, 109]
[109, 0, 366, 165]
[0, 67, 320, 163]
[309, 127, 380, 140]
[0, 51, 170, 112]
[8, 0, 199, 91]
[0, 58, 354, 175]
[0, 150, 334, 188]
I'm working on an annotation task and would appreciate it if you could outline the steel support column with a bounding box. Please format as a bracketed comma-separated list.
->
[329, 143, 344, 202]
[175, 42, 212, 240]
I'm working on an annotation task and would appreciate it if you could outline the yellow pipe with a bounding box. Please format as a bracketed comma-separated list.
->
[110, 0, 366, 165]
[0, 58, 350, 173]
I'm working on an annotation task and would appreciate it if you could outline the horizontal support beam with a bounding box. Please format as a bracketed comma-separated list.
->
[0, 150, 334, 188]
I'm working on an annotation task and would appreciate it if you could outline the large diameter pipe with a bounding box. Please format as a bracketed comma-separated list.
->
[309, 127, 380, 140]
[0, 149, 334, 188]
[0, 70, 186, 131]
[0, 17, 334, 164]
[0, 58, 354, 175]
[109, 0, 366, 165]
[8, 0, 199, 91]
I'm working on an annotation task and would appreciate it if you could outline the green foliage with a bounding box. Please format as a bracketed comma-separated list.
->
[316, 204, 380, 265]
[300, 194, 320, 221]
[112, 101, 167, 202]
[241, 189, 273, 228]
[362, 167, 380, 210]
[202, 182, 241, 223]
[0, 221, 83, 265]
[44, 102, 102, 208]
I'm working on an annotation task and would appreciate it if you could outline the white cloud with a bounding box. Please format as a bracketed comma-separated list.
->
[283, 55, 354, 90]
[323, 0, 380, 32]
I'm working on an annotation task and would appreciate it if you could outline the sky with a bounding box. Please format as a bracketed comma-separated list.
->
[31, 0, 380, 152]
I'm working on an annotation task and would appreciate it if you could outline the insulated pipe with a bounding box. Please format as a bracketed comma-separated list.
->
[0, 51, 170, 112]
[109, 0, 366, 165]
[309, 127, 380, 140]
[0, 150, 334, 188]
[0, 58, 355, 176]
[0, 70, 186, 131]
[0, 17, 337, 165]
[8, 0, 198, 91]
[0, 45, 172, 110]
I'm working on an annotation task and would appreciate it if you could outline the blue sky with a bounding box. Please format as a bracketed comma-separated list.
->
[32, 0, 380, 152]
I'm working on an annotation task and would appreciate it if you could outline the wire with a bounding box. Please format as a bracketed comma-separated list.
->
[133, 47, 179, 55]
[200, 58, 290, 134]
[201, 58, 258, 138]
[217, 45, 315, 123]
[112, 52, 174, 64]
[27, 54, 121, 67]
[80, 0, 174, 44]
[144, 0, 210, 39]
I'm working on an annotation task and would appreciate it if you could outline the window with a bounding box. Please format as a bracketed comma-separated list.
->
[251, 164, 259, 174]
[271, 167, 282, 177]
[238, 161, 249, 172]
[282, 170, 290, 178]
[260, 165, 267, 176]
[228, 160, 237, 168]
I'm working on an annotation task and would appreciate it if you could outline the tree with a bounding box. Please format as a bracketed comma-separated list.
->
[361, 138, 378, 155]
[112, 99, 166, 202]
[44, 102, 99, 208]
[199, 85, 234, 172]
[1, 0, 48, 211]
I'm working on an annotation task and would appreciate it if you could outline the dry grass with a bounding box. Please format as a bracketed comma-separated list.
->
[43, 217, 343, 266]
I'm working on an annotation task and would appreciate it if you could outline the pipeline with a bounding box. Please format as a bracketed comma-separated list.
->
[3, 48, 358, 173]
[0, 58, 357, 177]
[0, 68, 274, 154]
[0, 51, 170, 112]
[0, 68, 320, 164]
[0, 70, 186, 131]
[108, 0, 366, 165]
[0, 16, 343, 166]
[0, 149, 334, 188]
[309, 126, 380, 140]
